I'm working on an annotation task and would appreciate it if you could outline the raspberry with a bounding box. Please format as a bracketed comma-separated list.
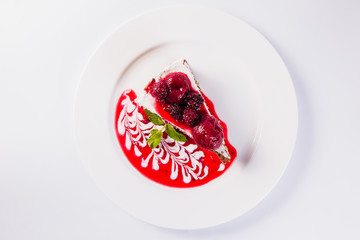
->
[165, 104, 183, 120]
[150, 80, 169, 100]
[184, 92, 204, 110]
[183, 108, 200, 126]
[192, 115, 224, 150]
[165, 73, 190, 103]
[156, 98, 167, 107]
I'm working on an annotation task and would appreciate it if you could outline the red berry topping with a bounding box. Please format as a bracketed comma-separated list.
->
[150, 80, 169, 100]
[165, 104, 184, 120]
[183, 108, 200, 127]
[184, 92, 204, 110]
[192, 115, 224, 150]
[156, 97, 167, 107]
[165, 73, 190, 103]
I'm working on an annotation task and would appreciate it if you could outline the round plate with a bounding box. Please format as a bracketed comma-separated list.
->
[75, 6, 298, 229]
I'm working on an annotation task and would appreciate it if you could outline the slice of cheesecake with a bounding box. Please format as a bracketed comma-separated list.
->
[140, 59, 230, 163]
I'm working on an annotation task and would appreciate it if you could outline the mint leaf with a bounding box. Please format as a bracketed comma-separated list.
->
[144, 109, 165, 125]
[147, 129, 162, 149]
[150, 129, 158, 135]
[165, 124, 187, 142]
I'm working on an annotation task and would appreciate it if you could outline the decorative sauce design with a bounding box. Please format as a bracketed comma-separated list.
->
[115, 89, 236, 188]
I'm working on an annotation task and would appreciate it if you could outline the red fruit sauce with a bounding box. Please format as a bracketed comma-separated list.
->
[115, 86, 236, 188]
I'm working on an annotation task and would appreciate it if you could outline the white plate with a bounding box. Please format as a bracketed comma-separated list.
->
[75, 6, 298, 229]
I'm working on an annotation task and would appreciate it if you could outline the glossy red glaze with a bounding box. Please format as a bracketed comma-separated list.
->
[115, 89, 237, 188]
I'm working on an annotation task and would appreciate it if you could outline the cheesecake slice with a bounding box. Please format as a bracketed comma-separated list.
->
[140, 59, 230, 163]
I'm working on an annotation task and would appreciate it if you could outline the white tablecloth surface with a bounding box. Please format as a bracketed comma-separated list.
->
[1, 0, 359, 239]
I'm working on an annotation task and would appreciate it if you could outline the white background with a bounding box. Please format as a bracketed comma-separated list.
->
[1, 0, 359, 239]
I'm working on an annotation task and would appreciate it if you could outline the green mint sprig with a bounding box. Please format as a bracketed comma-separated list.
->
[145, 109, 187, 149]
[165, 124, 187, 142]
[144, 109, 164, 125]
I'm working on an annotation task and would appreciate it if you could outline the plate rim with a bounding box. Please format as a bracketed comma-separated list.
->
[74, 5, 298, 229]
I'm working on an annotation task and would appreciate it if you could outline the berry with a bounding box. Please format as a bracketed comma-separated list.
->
[192, 115, 224, 150]
[165, 104, 183, 120]
[184, 92, 204, 110]
[150, 80, 169, 100]
[183, 108, 200, 126]
[165, 73, 190, 103]
[156, 98, 167, 107]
